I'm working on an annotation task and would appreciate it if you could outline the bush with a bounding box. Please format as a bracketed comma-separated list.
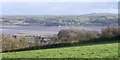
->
[58, 28, 99, 43]
[101, 26, 119, 38]
[1, 34, 43, 52]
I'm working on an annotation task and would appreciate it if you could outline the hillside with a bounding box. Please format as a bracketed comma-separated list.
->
[1, 13, 118, 26]
[83, 13, 117, 16]
[2, 42, 118, 58]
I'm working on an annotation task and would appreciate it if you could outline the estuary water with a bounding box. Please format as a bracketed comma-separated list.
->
[1, 24, 108, 35]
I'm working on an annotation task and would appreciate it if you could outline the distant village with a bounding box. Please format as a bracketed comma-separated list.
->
[0, 13, 118, 26]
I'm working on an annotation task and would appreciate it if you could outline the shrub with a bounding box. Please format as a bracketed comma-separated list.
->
[1, 34, 43, 52]
[58, 28, 99, 43]
[101, 26, 119, 38]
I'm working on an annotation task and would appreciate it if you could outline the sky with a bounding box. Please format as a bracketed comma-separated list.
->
[1, 0, 119, 2]
[0, 0, 119, 15]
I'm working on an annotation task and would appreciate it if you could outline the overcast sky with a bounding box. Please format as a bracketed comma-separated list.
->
[0, 0, 119, 15]
[1, 0, 119, 2]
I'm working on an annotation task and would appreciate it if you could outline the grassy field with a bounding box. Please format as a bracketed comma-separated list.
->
[2, 42, 118, 58]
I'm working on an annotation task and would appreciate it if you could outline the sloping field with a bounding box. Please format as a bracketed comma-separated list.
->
[2, 42, 118, 58]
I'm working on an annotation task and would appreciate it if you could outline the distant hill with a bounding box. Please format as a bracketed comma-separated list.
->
[1, 13, 118, 26]
[83, 13, 117, 16]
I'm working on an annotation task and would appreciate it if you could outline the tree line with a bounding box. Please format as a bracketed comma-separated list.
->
[1, 26, 120, 52]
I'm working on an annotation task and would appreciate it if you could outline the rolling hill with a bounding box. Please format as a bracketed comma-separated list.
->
[1, 13, 118, 26]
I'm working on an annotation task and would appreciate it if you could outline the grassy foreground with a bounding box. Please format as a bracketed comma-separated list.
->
[2, 42, 118, 58]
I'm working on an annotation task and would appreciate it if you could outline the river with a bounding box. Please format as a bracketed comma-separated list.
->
[0, 24, 109, 35]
